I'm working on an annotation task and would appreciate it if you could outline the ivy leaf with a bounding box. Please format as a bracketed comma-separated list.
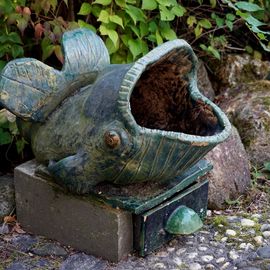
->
[100, 24, 119, 47]
[160, 5, 175, 21]
[78, 3, 91, 15]
[187, 16, 197, 28]
[142, 0, 157, 10]
[149, 21, 158, 32]
[128, 39, 143, 60]
[98, 10, 110, 23]
[235, 2, 263, 12]
[171, 5, 186, 17]
[208, 46, 221, 59]
[78, 20, 97, 32]
[6, 32, 23, 44]
[11, 44, 24, 58]
[109, 15, 124, 28]
[129, 25, 140, 38]
[16, 17, 28, 34]
[93, 0, 112, 5]
[198, 19, 212, 29]
[126, 5, 146, 24]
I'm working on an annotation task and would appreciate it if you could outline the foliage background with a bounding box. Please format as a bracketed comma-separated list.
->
[0, 0, 269, 172]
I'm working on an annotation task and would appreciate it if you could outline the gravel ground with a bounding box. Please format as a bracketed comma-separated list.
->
[1, 200, 270, 270]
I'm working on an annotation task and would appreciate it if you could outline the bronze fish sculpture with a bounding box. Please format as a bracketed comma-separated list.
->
[0, 28, 231, 194]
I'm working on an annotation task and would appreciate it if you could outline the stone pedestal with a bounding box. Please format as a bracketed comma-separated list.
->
[14, 160, 133, 262]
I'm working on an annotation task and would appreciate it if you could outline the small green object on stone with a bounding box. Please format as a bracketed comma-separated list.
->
[165, 205, 203, 235]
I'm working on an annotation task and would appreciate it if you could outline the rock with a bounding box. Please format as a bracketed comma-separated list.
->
[212, 54, 270, 90]
[206, 126, 251, 209]
[241, 218, 256, 227]
[254, 236, 263, 245]
[216, 257, 226, 264]
[31, 242, 68, 257]
[201, 255, 213, 262]
[10, 235, 37, 252]
[229, 250, 239, 260]
[262, 231, 270, 239]
[5, 262, 29, 270]
[221, 80, 270, 165]
[197, 60, 215, 100]
[0, 223, 9, 234]
[189, 262, 202, 270]
[226, 229, 236, 237]
[188, 252, 198, 259]
[257, 246, 270, 259]
[60, 253, 107, 270]
[261, 224, 270, 232]
[0, 175, 15, 220]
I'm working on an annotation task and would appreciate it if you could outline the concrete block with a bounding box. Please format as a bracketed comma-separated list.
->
[14, 160, 133, 262]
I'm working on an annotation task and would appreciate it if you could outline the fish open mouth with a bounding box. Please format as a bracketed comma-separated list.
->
[118, 40, 231, 144]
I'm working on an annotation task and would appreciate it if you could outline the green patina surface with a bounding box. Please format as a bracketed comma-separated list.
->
[0, 28, 231, 194]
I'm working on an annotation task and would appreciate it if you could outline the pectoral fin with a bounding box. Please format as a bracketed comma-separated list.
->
[48, 152, 98, 194]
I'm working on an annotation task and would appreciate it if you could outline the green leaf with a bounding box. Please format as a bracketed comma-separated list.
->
[99, 24, 119, 47]
[208, 46, 221, 59]
[8, 121, 18, 135]
[187, 16, 197, 27]
[235, 1, 263, 12]
[115, 0, 126, 7]
[7, 32, 23, 44]
[160, 23, 177, 40]
[155, 29, 163, 45]
[93, 0, 112, 5]
[226, 13, 235, 21]
[16, 17, 28, 34]
[41, 38, 55, 61]
[109, 15, 124, 28]
[245, 14, 266, 27]
[16, 138, 27, 154]
[126, 5, 146, 24]
[215, 16, 225, 27]
[0, 128, 12, 145]
[129, 25, 140, 38]
[105, 37, 119, 54]
[210, 0, 216, 8]
[194, 25, 202, 37]
[225, 20, 233, 31]
[0, 60, 6, 72]
[128, 39, 143, 60]
[120, 34, 131, 47]
[98, 10, 110, 23]
[139, 22, 149, 37]
[171, 5, 186, 17]
[78, 20, 97, 32]
[160, 5, 175, 21]
[11, 44, 24, 58]
[78, 3, 92, 15]
[198, 18, 212, 29]
[142, 0, 157, 10]
[149, 21, 158, 32]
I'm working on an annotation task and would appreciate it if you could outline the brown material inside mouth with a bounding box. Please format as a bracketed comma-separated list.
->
[130, 49, 220, 136]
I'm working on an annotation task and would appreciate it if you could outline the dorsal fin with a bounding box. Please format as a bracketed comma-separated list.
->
[0, 28, 110, 122]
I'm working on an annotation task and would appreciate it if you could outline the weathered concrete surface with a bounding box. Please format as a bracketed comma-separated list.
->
[0, 175, 15, 220]
[14, 160, 133, 262]
[221, 80, 270, 165]
[206, 126, 251, 209]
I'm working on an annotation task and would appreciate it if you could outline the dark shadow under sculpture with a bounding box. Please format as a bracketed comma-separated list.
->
[0, 28, 231, 194]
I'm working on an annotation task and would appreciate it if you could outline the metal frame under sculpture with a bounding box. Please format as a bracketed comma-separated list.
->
[1, 29, 231, 255]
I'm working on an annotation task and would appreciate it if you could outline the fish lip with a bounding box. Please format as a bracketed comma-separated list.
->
[117, 39, 231, 145]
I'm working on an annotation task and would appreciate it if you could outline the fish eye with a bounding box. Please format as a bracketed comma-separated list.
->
[104, 130, 121, 149]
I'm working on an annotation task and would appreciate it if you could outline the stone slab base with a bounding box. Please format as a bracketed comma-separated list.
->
[14, 160, 133, 262]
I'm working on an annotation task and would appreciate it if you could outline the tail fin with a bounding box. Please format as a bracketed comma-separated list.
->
[0, 28, 110, 122]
